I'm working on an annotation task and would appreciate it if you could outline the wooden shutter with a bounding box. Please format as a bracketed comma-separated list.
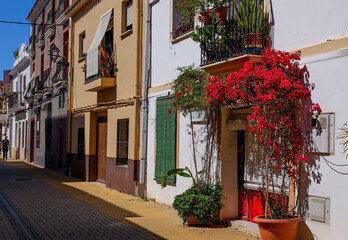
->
[155, 96, 176, 183]
[77, 128, 85, 160]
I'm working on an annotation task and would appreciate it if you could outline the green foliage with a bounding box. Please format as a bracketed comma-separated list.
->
[232, 0, 266, 35]
[210, 0, 227, 8]
[171, 65, 210, 116]
[81, 64, 86, 73]
[337, 122, 348, 159]
[140, 195, 149, 201]
[13, 48, 19, 59]
[174, 0, 207, 22]
[161, 166, 203, 188]
[172, 181, 224, 225]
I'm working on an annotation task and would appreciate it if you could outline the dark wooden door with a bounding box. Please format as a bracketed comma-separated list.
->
[30, 120, 35, 163]
[97, 118, 107, 182]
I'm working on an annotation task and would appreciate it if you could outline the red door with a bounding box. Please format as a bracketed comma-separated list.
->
[30, 120, 35, 163]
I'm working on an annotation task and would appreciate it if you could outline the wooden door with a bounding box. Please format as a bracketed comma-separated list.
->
[97, 118, 107, 182]
[30, 120, 35, 163]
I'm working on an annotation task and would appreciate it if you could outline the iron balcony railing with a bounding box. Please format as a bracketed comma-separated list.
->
[55, 0, 69, 20]
[200, 0, 267, 66]
[8, 93, 18, 110]
[172, 22, 194, 40]
[45, 9, 53, 33]
[85, 44, 116, 83]
[52, 63, 68, 84]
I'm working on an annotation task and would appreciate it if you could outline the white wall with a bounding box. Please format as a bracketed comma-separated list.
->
[298, 51, 348, 239]
[147, 0, 202, 204]
[271, 0, 348, 51]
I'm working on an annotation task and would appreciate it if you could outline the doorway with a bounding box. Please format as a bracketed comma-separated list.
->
[97, 117, 107, 183]
[58, 123, 64, 171]
[30, 120, 35, 163]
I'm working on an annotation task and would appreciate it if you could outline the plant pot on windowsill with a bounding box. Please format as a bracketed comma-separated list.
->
[215, 6, 229, 21]
[254, 216, 302, 240]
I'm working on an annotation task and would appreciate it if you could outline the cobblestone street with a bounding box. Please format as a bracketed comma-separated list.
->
[0, 159, 258, 240]
[0, 160, 156, 240]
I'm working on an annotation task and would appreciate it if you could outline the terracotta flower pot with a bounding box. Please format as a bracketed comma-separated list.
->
[215, 6, 229, 21]
[200, 12, 212, 25]
[187, 214, 200, 225]
[254, 216, 301, 240]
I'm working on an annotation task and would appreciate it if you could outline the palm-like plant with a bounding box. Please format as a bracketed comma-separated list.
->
[337, 123, 348, 158]
[232, 0, 265, 35]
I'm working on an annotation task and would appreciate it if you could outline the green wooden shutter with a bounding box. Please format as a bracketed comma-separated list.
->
[155, 96, 176, 183]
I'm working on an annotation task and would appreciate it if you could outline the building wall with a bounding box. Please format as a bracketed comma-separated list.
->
[27, 0, 69, 173]
[271, 1, 348, 239]
[69, 0, 145, 195]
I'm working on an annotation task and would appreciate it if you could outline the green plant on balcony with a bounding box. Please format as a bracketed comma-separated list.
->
[174, 0, 207, 22]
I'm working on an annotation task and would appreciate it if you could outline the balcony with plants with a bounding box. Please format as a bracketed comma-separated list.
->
[36, 25, 45, 49]
[84, 45, 116, 92]
[177, 0, 268, 75]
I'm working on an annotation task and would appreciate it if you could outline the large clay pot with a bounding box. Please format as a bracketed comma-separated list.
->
[215, 6, 229, 21]
[200, 12, 212, 25]
[254, 216, 301, 240]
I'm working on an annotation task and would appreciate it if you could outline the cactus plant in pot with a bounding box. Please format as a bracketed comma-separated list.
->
[232, 0, 267, 53]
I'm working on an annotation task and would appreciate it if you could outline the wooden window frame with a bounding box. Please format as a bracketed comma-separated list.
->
[116, 119, 129, 165]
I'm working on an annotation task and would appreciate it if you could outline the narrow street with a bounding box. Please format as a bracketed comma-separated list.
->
[0, 160, 156, 240]
[0, 159, 258, 240]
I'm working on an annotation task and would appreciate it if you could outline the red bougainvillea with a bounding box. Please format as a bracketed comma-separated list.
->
[206, 49, 320, 218]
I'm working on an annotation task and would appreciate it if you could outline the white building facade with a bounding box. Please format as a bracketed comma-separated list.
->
[147, 0, 348, 239]
[8, 43, 30, 160]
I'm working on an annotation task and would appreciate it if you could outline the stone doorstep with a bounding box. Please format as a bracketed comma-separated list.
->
[230, 219, 260, 238]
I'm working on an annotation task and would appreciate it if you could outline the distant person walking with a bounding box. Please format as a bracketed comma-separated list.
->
[2, 135, 9, 160]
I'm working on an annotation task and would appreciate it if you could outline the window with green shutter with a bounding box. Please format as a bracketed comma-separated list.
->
[155, 96, 177, 183]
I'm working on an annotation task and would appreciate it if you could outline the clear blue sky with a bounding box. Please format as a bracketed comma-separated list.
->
[0, 0, 36, 78]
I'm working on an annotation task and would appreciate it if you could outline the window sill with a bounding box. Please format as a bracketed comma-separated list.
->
[78, 56, 86, 63]
[116, 164, 129, 168]
[171, 30, 193, 44]
[156, 180, 176, 187]
[120, 29, 133, 40]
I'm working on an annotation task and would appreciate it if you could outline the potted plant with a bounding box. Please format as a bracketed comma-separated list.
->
[161, 65, 224, 225]
[206, 49, 321, 240]
[99, 46, 115, 77]
[211, 0, 228, 21]
[232, 0, 267, 53]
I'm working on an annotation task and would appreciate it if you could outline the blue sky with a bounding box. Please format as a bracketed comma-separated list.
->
[0, 0, 36, 77]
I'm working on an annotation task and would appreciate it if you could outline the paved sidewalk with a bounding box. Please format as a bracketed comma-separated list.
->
[5, 159, 259, 240]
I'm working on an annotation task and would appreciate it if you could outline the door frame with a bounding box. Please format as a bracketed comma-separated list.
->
[57, 122, 64, 171]
[96, 116, 107, 183]
[30, 118, 35, 163]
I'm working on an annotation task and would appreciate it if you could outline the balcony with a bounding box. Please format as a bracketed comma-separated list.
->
[199, 0, 267, 75]
[56, 0, 69, 24]
[36, 37, 45, 49]
[52, 63, 68, 91]
[85, 45, 116, 92]
[8, 93, 25, 114]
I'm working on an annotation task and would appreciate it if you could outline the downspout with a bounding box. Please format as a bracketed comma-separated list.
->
[139, 0, 150, 188]
[134, 0, 143, 197]
[67, 16, 74, 176]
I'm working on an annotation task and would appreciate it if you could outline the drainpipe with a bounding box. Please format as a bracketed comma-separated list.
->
[139, 0, 151, 188]
[67, 16, 74, 176]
